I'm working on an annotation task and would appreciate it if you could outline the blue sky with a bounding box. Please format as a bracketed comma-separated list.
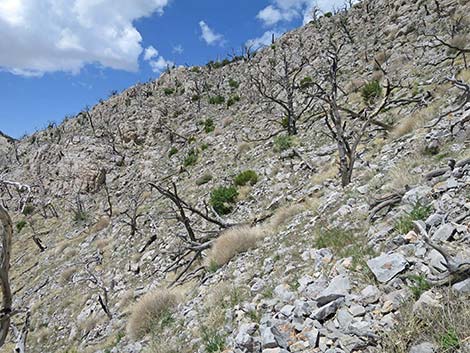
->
[0, 0, 343, 138]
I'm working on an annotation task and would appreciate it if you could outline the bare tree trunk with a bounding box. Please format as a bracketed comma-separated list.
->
[0, 206, 12, 347]
[12, 311, 30, 353]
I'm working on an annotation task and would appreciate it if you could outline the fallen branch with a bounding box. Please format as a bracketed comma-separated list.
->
[368, 191, 405, 221]
[292, 148, 316, 171]
[414, 221, 470, 286]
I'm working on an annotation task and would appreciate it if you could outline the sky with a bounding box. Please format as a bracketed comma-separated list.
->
[0, 0, 345, 139]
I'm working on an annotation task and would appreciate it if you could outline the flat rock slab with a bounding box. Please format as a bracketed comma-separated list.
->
[367, 253, 408, 283]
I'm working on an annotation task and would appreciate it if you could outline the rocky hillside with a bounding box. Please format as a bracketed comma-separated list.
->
[0, 0, 469, 352]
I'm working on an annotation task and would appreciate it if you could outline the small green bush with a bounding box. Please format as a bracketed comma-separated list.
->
[191, 94, 200, 102]
[191, 67, 200, 73]
[273, 135, 293, 152]
[183, 148, 198, 167]
[16, 220, 27, 233]
[163, 88, 175, 95]
[407, 274, 431, 300]
[281, 116, 289, 129]
[228, 78, 239, 89]
[73, 210, 89, 223]
[201, 143, 209, 151]
[22, 204, 35, 216]
[196, 173, 213, 186]
[361, 80, 382, 104]
[314, 226, 375, 271]
[210, 186, 238, 215]
[168, 147, 178, 158]
[300, 76, 313, 88]
[234, 170, 258, 186]
[227, 95, 240, 107]
[201, 327, 225, 353]
[395, 202, 432, 234]
[439, 328, 460, 350]
[209, 95, 225, 105]
[324, 12, 333, 17]
[203, 118, 215, 133]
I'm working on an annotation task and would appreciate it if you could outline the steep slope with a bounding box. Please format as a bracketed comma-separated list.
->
[0, 0, 469, 352]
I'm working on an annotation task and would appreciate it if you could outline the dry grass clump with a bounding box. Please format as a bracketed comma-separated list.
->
[311, 161, 338, 185]
[268, 204, 306, 231]
[127, 289, 180, 340]
[95, 238, 111, 252]
[206, 226, 265, 268]
[392, 103, 439, 138]
[60, 267, 77, 284]
[382, 290, 470, 352]
[204, 282, 249, 327]
[385, 155, 424, 191]
[237, 142, 252, 156]
[458, 69, 470, 82]
[90, 216, 110, 233]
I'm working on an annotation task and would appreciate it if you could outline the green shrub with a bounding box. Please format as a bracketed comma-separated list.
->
[361, 80, 382, 104]
[22, 204, 35, 216]
[191, 67, 200, 73]
[324, 12, 333, 17]
[314, 226, 375, 271]
[407, 274, 431, 300]
[209, 95, 225, 105]
[227, 95, 240, 107]
[228, 78, 239, 89]
[163, 88, 175, 95]
[201, 327, 225, 353]
[273, 135, 293, 152]
[300, 76, 313, 88]
[203, 118, 215, 133]
[281, 116, 289, 129]
[168, 147, 178, 158]
[196, 173, 213, 186]
[16, 220, 27, 233]
[395, 202, 432, 234]
[210, 186, 238, 215]
[439, 328, 460, 350]
[234, 170, 258, 186]
[191, 94, 200, 102]
[183, 148, 198, 167]
[73, 210, 89, 223]
[201, 143, 209, 151]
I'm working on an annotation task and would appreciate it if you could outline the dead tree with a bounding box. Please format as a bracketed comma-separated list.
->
[426, 76, 470, 128]
[0, 206, 12, 348]
[85, 256, 112, 320]
[149, 182, 237, 286]
[81, 106, 96, 136]
[12, 311, 31, 353]
[310, 29, 425, 186]
[250, 35, 316, 135]
[0, 180, 32, 213]
[121, 189, 147, 237]
[422, 12, 470, 69]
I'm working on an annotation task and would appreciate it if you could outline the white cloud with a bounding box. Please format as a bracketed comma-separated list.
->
[256, 0, 347, 26]
[143, 45, 173, 73]
[199, 20, 224, 46]
[144, 46, 159, 61]
[0, 0, 169, 76]
[246, 30, 283, 50]
[149, 56, 173, 72]
[172, 44, 184, 54]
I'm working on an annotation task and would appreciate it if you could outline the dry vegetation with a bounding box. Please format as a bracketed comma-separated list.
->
[382, 290, 470, 352]
[206, 225, 265, 268]
[127, 289, 181, 340]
